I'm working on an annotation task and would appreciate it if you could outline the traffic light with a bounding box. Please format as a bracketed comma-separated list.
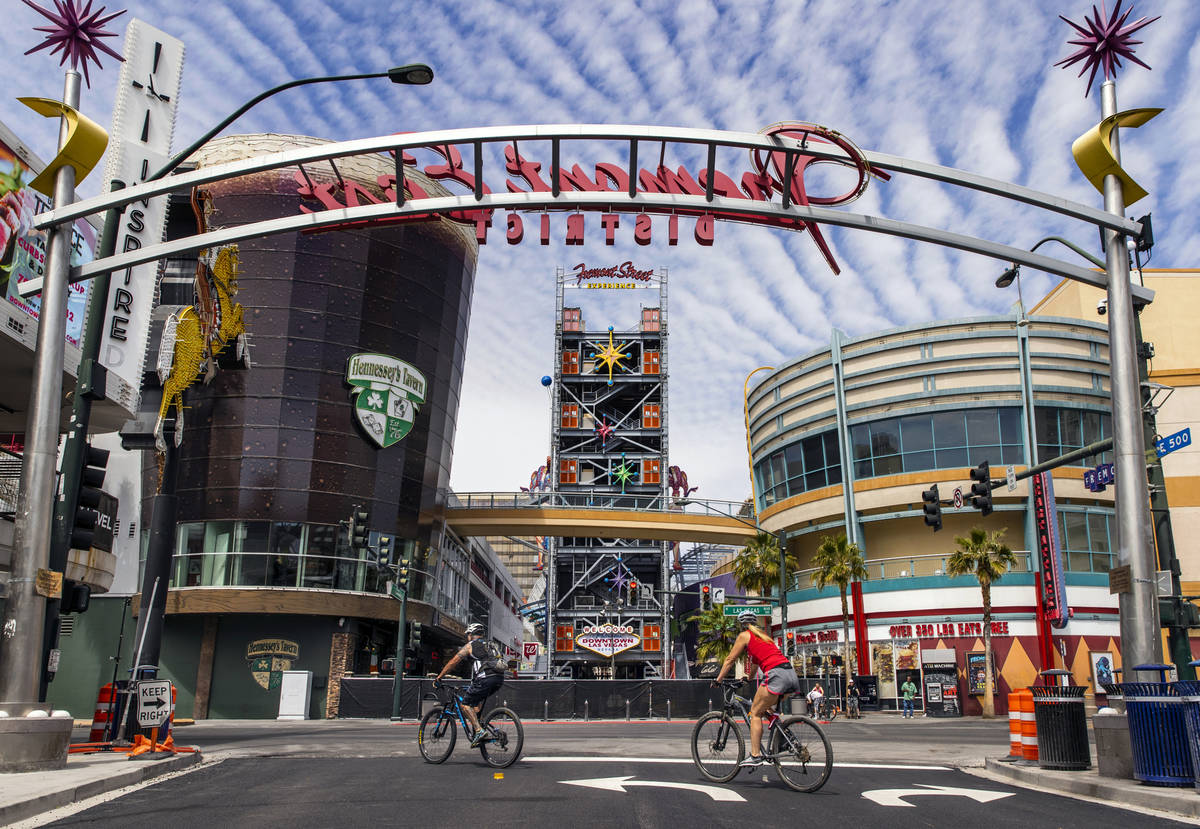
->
[785, 631, 795, 657]
[69, 444, 110, 550]
[921, 484, 942, 532]
[628, 580, 639, 604]
[349, 504, 370, 554]
[410, 622, 423, 649]
[700, 584, 712, 611]
[396, 558, 411, 591]
[969, 461, 993, 516]
[377, 534, 394, 567]
[60, 579, 91, 614]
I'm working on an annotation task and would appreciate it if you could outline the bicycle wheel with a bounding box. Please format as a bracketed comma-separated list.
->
[770, 715, 832, 793]
[479, 707, 524, 768]
[691, 712, 744, 783]
[417, 706, 456, 763]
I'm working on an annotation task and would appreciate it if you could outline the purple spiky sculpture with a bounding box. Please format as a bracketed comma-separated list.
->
[1056, 1, 1159, 97]
[24, 0, 125, 88]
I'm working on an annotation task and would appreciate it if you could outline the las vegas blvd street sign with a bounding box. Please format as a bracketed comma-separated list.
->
[723, 604, 772, 616]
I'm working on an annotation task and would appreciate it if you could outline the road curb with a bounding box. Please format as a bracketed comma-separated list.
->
[0, 751, 202, 827]
[982, 758, 1200, 819]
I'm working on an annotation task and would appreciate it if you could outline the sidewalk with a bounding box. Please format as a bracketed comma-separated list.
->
[0, 748, 201, 826]
[978, 757, 1200, 822]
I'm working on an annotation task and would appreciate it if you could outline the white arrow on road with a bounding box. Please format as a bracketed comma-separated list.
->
[862, 784, 1015, 807]
[561, 776, 745, 802]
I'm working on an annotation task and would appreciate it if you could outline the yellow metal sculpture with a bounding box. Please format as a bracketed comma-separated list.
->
[155, 191, 249, 451]
[17, 96, 107, 195]
[1071, 107, 1162, 206]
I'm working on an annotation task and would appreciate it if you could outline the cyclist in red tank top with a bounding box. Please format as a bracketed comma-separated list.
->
[714, 610, 802, 768]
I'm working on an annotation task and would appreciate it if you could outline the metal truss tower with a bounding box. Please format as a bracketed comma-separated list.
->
[546, 266, 670, 678]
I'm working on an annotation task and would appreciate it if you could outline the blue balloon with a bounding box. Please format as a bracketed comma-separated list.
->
[540, 375, 552, 387]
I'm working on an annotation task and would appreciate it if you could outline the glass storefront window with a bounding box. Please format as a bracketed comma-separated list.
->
[303, 523, 340, 589]
[267, 522, 303, 587]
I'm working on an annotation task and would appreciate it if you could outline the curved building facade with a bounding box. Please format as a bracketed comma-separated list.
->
[748, 312, 1124, 715]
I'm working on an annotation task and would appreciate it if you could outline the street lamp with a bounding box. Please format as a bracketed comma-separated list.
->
[50, 63, 436, 717]
[997, 233, 1189, 679]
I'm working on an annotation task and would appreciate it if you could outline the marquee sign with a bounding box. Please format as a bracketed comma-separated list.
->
[575, 623, 640, 657]
[1032, 472, 1068, 629]
[571, 261, 656, 289]
[294, 122, 883, 274]
[346, 352, 427, 448]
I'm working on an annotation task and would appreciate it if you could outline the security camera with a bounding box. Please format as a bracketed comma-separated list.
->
[1097, 299, 1107, 316]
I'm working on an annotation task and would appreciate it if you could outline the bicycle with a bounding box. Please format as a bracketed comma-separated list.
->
[417, 681, 524, 768]
[691, 679, 833, 793]
[815, 696, 840, 721]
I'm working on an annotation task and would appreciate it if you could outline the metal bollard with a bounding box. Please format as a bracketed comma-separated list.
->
[544, 700, 549, 722]
[585, 700, 589, 721]
[626, 699, 631, 721]
[667, 700, 671, 721]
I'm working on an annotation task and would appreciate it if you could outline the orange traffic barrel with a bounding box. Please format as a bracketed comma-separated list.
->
[89, 683, 116, 742]
[1018, 688, 1038, 762]
[1007, 692, 1022, 758]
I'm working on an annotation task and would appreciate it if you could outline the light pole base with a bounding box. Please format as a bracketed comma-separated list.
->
[0, 710, 73, 772]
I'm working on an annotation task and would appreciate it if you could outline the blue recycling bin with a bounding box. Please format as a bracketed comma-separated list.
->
[1173, 660, 1200, 791]
[1121, 664, 1192, 786]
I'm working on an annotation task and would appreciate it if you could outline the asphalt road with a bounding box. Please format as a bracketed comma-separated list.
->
[46, 754, 1190, 828]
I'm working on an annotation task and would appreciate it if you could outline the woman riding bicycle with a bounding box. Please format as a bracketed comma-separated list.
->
[713, 610, 801, 768]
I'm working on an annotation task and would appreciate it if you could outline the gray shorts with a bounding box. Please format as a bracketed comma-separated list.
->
[764, 664, 801, 696]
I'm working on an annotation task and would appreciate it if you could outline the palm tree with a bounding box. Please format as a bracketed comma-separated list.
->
[946, 527, 1016, 719]
[811, 533, 867, 688]
[684, 605, 740, 667]
[732, 532, 801, 600]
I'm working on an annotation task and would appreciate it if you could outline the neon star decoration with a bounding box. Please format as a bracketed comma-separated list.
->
[23, 0, 125, 88]
[612, 453, 637, 493]
[592, 325, 630, 386]
[595, 416, 615, 450]
[1056, 1, 1159, 97]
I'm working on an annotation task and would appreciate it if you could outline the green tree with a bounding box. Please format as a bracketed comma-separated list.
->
[732, 532, 801, 599]
[685, 605, 741, 667]
[946, 527, 1016, 719]
[811, 533, 868, 687]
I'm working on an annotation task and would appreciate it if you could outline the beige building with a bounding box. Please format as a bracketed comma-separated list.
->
[743, 269, 1198, 714]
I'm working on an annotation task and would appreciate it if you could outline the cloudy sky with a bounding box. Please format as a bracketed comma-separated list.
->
[3, 0, 1197, 505]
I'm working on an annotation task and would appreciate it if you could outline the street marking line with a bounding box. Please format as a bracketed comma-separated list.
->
[561, 775, 745, 802]
[524, 756, 950, 770]
[862, 783, 1016, 807]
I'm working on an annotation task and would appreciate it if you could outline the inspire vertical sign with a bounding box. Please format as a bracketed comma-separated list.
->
[98, 19, 185, 413]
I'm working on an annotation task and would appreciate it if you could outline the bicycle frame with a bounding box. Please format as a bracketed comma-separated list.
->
[721, 684, 789, 747]
[434, 685, 478, 735]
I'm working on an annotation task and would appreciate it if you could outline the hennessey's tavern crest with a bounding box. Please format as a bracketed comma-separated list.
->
[346, 353, 427, 448]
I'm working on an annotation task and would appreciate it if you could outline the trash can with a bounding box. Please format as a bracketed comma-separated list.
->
[1173, 660, 1200, 791]
[1122, 663, 1193, 786]
[790, 697, 808, 716]
[1030, 669, 1090, 770]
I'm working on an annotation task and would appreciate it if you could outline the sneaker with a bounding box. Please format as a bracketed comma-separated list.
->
[468, 731, 486, 747]
[739, 755, 764, 769]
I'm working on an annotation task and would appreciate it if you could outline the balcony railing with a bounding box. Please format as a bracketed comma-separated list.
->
[446, 490, 751, 521]
[789, 550, 1035, 591]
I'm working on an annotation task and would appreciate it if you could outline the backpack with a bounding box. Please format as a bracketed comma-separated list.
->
[471, 639, 509, 676]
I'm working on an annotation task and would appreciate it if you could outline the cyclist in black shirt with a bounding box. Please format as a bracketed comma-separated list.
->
[435, 623, 505, 747]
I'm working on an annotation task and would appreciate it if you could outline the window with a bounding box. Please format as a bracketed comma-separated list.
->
[562, 350, 580, 374]
[561, 404, 580, 429]
[642, 350, 660, 374]
[642, 624, 661, 652]
[563, 308, 582, 331]
[1056, 509, 1113, 573]
[641, 308, 660, 332]
[556, 625, 575, 652]
[559, 458, 578, 484]
[642, 404, 661, 429]
[1037, 407, 1111, 466]
[642, 458, 661, 484]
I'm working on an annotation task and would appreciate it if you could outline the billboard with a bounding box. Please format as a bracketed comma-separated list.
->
[0, 125, 94, 347]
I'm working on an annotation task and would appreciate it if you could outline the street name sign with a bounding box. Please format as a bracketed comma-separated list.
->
[1156, 427, 1191, 458]
[137, 680, 173, 728]
[722, 604, 772, 617]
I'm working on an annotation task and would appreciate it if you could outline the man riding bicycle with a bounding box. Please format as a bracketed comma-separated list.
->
[434, 622, 505, 747]
[713, 610, 801, 768]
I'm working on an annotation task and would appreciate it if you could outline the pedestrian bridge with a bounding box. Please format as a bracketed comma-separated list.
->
[444, 492, 759, 546]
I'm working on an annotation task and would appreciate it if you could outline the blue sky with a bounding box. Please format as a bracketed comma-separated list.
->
[3, 0, 1197, 504]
